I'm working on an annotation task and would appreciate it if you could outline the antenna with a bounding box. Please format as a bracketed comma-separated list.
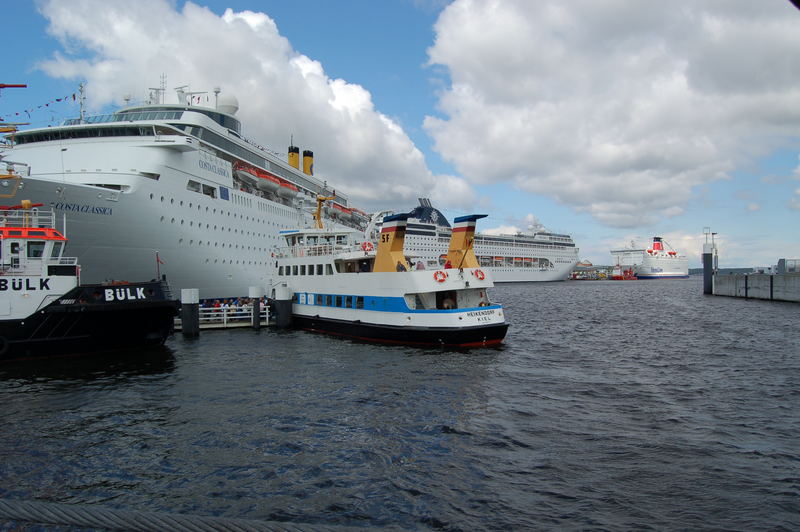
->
[78, 82, 86, 124]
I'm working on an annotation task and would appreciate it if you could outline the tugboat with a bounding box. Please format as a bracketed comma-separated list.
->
[271, 197, 509, 347]
[0, 199, 179, 361]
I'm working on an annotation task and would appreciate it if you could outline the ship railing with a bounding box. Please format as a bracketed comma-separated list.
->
[275, 242, 359, 259]
[0, 209, 57, 229]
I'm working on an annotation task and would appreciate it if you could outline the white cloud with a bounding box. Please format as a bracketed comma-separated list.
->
[424, 0, 800, 228]
[481, 224, 520, 236]
[34, 0, 475, 212]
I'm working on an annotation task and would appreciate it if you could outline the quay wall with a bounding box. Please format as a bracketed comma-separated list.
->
[714, 273, 800, 302]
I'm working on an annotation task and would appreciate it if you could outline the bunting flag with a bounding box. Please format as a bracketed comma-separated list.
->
[0, 92, 77, 122]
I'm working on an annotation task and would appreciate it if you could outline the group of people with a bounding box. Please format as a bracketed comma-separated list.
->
[198, 297, 267, 321]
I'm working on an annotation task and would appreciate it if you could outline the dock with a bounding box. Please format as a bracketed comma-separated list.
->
[703, 231, 799, 303]
[174, 305, 270, 331]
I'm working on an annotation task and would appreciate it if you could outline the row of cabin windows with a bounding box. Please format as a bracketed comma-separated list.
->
[477, 256, 553, 268]
[280, 264, 334, 276]
[298, 293, 365, 310]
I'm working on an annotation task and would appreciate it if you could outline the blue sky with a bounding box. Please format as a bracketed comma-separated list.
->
[2, 0, 799, 267]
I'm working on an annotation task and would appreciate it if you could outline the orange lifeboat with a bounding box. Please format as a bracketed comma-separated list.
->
[276, 179, 299, 198]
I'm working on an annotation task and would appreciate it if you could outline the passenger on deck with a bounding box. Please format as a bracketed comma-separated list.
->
[396, 261, 407, 272]
[416, 261, 425, 270]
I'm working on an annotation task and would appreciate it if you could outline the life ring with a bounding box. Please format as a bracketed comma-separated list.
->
[0, 336, 8, 356]
[473, 269, 485, 280]
[361, 241, 374, 252]
[433, 270, 447, 283]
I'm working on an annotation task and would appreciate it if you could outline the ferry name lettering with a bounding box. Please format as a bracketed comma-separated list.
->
[198, 159, 230, 178]
[53, 202, 113, 216]
[466, 309, 495, 318]
[0, 278, 51, 291]
[104, 287, 146, 302]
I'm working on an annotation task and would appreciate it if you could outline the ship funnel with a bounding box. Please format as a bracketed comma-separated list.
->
[372, 213, 410, 273]
[288, 146, 299, 169]
[652, 237, 664, 252]
[303, 150, 314, 175]
[445, 214, 487, 269]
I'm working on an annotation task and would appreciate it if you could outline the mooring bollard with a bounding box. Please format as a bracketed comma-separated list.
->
[249, 285, 264, 330]
[180, 288, 200, 338]
[703, 242, 714, 295]
[273, 282, 293, 329]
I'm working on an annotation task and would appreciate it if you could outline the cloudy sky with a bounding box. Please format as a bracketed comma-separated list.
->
[3, 0, 799, 267]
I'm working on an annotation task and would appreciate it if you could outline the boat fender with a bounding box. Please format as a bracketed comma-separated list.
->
[361, 241, 374, 252]
[433, 270, 447, 283]
[473, 269, 485, 281]
[0, 336, 8, 356]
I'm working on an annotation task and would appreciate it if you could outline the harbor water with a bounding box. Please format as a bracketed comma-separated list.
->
[1, 278, 798, 530]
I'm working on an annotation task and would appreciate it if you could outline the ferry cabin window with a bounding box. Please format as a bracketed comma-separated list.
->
[300, 265, 306, 275]
[278, 266, 284, 275]
[308, 265, 315, 276]
[27, 241, 45, 259]
[326, 264, 334, 275]
[186, 180, 201, 193]
[335, 296, 343, 307]
[345, 296, 353, 308]
[292, 265, 298, 276]
[356, 296, 364, 309]
[316, 264, 323, 275]
[326, 295, 332, 306]
[10, 242, 20, 254]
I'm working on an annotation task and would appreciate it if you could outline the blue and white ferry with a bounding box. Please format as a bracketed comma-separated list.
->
[272, 203, 509, 347]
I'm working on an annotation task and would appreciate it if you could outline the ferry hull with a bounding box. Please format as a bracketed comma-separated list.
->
[0, 282, 179, 362]
[293, 314, 509, 347]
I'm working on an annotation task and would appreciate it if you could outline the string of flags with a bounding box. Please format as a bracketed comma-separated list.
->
[0, 92, 77, 122]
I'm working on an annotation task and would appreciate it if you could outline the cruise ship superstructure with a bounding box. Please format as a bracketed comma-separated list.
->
[374, 199, 579, 282]
[4, 85, 368, 299]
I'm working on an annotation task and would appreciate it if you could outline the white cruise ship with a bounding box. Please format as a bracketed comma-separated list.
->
[374, 199, 579, 282]
[4, 85, 367, 299]
[610, 237, 689, 279]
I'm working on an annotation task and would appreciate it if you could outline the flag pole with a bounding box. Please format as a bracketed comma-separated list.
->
[156, 251, 161, 279]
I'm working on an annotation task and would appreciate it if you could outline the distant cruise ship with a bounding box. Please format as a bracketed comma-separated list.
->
[5, 85, 368, 299]
[610, 237, 689, 279]
[374, 199, 580, 282]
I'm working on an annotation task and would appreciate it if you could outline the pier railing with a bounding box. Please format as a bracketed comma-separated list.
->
[174, 304, 269, 330]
